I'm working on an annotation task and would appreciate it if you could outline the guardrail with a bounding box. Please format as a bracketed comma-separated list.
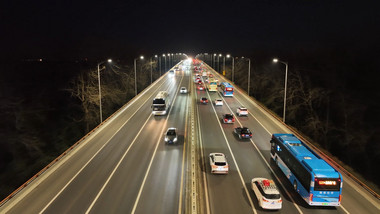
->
[0, 62, 181, 208]
[202, 61, 380, 201]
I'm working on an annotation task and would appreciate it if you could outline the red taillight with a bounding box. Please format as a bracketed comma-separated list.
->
[224, 119, 228, 122]
[241, 134, 244, 136]
[249, 134, 252, 137]
[232, 118, 235, 122]
[262, 198, 269, 202]
[339, 195, 342, 202]
[309, 193, 313, 202]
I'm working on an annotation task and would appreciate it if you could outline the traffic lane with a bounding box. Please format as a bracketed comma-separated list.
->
[212, 100, 300, 214]
[222, 127, 301, 214]
[133, 74, 188, 213]
[340, 179, 380, 214]
[86, 116, 168, 213]
[41, 110, 165, 213]
[3, 76, 173, 214]
[233, 89, 288, 134]
[83, 69, 184, 213]
[196, 93, 254, 214]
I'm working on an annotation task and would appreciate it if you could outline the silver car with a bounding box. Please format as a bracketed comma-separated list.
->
[180, 87, 187, 93]
[164, 128, 178, 144]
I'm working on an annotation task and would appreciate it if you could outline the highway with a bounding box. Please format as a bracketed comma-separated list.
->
[1, 59, 379, 214]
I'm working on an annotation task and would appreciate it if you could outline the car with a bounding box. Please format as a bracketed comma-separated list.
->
[180, 87, 187, 93]
[251, 178, 282, 210]
[222, 114, 235, 123]
[214, 99, 223, 106]
[197, 79, 203, 84]
[197, 85, 205, 90]
[209, 153, 229, 174]
[164, 128, 178, 144]
[237, 106, 248, 116]
[234, 127, 252, 139]
[209, 74, 214, 78]
[205, 78, 209, 83]
[200, 97, 208, 104]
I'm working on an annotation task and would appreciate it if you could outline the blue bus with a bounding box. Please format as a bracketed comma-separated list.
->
[270, 134, 343, 206]
[220, 82, 234, 96]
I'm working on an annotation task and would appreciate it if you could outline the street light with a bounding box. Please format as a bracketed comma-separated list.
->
[134, 56, 144, 96]
[273, 58, 289, 123]
[163, 54, 167, 72]
[227, 54, 235, 82]
[97, 59, 112, 123]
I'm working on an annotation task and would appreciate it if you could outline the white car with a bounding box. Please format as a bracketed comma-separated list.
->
[209, 153, 229, 174]
[214, 99, 223, 106]
[251, 178, 282, 210]
[180, 87, 187, 93]
[237, 106, 248, 116]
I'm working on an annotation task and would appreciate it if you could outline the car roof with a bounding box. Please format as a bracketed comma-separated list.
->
[210, 153, 227, 162]
[253, 178, 280, 195]
[167, 127, 176, 131]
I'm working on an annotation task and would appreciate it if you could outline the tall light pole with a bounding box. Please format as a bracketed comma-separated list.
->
[134, 55, 144, 96]
[247, 58, 251, 96]
[273, 58, 288, 123]
[97, 59, 112, 123]
[218, 54, 222, 72]
[227, 54, 234, 82]
[159, 56, 162, 76]
[163, 54, 167, 72]
[223, 56, 226, 75]
[150, 57, 153, 84]
[213, 53, 216, 69]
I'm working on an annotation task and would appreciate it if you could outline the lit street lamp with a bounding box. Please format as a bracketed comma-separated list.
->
[273, 58, 288, 123]
[134, 56, 144, 96]
[227, 54, 235, 82]
[163, 54, 167, 72]
[97, 59, 112, 123]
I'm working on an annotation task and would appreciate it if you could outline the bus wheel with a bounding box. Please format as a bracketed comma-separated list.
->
[293, 181, 297, 191]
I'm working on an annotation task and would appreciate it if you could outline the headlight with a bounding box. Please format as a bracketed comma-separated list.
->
[173, 137, 177, 142]
[165, 137, 168, 141]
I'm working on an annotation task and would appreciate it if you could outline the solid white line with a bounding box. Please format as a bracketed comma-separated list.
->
[39, 78, 170, 214]
[214, 72, 303, 214]
[203, 84, 257, 214]
[178, 67, 191, 214]
[131, 74, 184, 214]
[196, 92, 211, 214]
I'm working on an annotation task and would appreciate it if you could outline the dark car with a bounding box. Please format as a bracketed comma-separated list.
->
[234, 127, 252, 139]
[200, 97, 209, 104]
[222, 114, 235, 123]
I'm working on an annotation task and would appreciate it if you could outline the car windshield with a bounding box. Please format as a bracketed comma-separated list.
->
[225, 114, 233, 119]
[167, 130, 176, 136]
[202, 98, 207, 100]
[241, 129, 250, 134]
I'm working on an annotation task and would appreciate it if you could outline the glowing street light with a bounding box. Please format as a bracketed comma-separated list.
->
[273, 58, 288, 123]
[134, 56, 144, 96]
[97, 59, 112, 123]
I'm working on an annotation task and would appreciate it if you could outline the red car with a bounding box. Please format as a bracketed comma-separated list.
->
[200, 97, 208, 104]
[197, 85, 205, 90]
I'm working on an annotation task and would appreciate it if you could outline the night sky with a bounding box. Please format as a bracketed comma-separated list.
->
[1, 0, 379, 60]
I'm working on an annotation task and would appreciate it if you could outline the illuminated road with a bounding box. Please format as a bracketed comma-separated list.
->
[1, 59, 379, 214]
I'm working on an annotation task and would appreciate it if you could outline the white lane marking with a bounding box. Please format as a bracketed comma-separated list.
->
[39, 78, 171, 214]
[178, 66, 191, 214]
[131, 74, 184, 214]
[0, 75, 171, 214]
[340, 204, 350, 214]
[86, 73, 178, 213]
[200, 82, 257, 214]
[196, 91, 211, 214]
[211, 72, 303, 214]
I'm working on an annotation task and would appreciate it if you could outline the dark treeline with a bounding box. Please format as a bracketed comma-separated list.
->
[0, 58, 160, 199]
[205, 47, 380, 191]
